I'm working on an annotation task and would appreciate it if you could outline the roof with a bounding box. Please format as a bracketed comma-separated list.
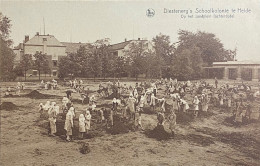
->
[213, 61, 260, 66]
[61, 42, 91, 54]
[109, 41, 131, 51]
[13, 43, 24, 50]
[24, 35, 65, 47]
[109, 39, 148, 51]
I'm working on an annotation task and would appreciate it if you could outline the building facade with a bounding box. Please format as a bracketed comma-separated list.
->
[108, 38, 154, 57]
[13, 33, 90, 77]
[205, 61, 260, 81]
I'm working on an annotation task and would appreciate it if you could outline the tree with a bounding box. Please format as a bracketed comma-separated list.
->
[152, 33, 175, 78]
[124, 41, 147, 80]
[0, 12, 12, 47]
[0, 13, 16, 81]
[94, 38, 110, 79]
[58, 56, 75, 79]
[176, 30, 235, 66]
[88, 47, 102, 81]
[33, 52, 50, 81]
[172, 50, 193, 81]
[20, 54, 33, 81]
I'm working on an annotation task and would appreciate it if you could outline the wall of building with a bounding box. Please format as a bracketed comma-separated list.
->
[24, 45, 44, 56]
[13, 49, 22, 64]
[213, 64, 260, 81]
[46, 46, 66, 58]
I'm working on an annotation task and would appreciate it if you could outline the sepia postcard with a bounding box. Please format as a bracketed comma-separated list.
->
[0, 0, 260, 166]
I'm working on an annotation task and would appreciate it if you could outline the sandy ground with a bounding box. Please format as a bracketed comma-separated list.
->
[0, 80, 260, 166]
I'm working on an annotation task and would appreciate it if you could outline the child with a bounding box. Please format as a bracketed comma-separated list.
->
[85, 110, 91, 134]
[193, 96, 200, 117]
[168, 110, 177, 136]
[78, 114, 86, 139]
[136, 106, 144, 130]
[99, 108, 105, 124]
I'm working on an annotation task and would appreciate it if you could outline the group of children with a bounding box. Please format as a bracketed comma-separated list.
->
[38, 77, 260, 142]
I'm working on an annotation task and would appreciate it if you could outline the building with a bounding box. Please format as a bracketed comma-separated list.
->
[108, 38, 154, 57]
[13, 33, 90, 77]
[61, 42, 91, 54]
[205, 61, 260, 81]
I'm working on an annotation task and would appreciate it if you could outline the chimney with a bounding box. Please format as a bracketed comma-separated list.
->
[125, 38, 127, 42]
[36, 32, 39, 36]
[24, 35, 29, 43]
[138, 38, 140, 40]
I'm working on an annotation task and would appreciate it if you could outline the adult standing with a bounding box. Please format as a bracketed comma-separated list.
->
[168, 109, 177, 136]
[64, 107, 74, 141]
[215, 77, 218, 89]
[48, 103, 57, 136]
[193, 96, 200, 117]
[85, 110, 91, 134]
[78, 114, 86, 139]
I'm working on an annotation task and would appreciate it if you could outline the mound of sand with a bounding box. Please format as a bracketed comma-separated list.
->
[142, 107, 156, 115]
[0, 102, 18, 111]
[145, 125, 172, 141]
[219, 132, 260, 160]
[107, 120, 131, 135]
[78, 142, 90, 154]
[96, 103, 112, 108]
[176, 112, 194, 125]
[24, 90, 56, 99]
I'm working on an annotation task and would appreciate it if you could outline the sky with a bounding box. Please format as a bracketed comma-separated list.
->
[1, 0, 260, 61]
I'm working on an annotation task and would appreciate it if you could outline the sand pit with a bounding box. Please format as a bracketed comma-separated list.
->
[145, 125, 172, 141]
[0, 102, 18, 110]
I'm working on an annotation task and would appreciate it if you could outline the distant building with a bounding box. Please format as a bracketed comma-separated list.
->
[108, 38, 154, 57]
[61, 42, 91, 54]
[204, 61, 260, 81]
[13, 33, 90, 77]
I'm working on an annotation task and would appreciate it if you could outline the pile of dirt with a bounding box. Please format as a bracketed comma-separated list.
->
[176, 111, 194, 125]
[96, 103, 112, 108]
[24, 90, 56, 99]
[71, 98, 83, 104]
[106, 93, 119, 100]
[107, 120, 131, 135]
[142, 107, 156, 115]
[145, 125, 172, 141]
[0, 102, 18, 111]
[78, 142, 90, 154]
[223, 116, 254, 127]
[219, 132, 260, 160]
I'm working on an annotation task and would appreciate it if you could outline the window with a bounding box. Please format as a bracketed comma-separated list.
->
[52, 71, 57, 76]
[53, 61, 57, 67]
[43, 38, 47, 41]
[113, 52, 118, 56]
[33, 70, 38, 76]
